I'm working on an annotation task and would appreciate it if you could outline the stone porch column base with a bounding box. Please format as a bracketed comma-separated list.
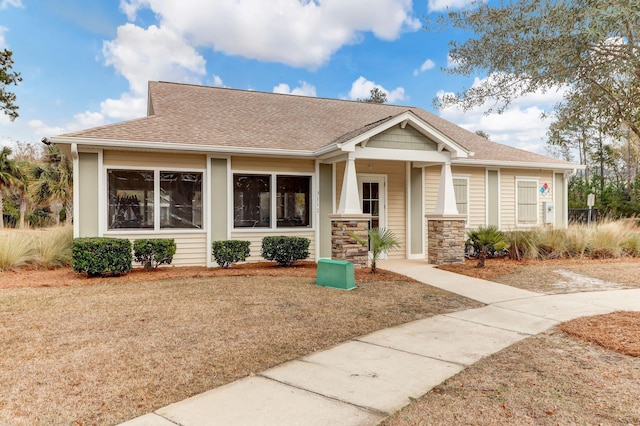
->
[426, 214, 466, 265]
[329, 214, 371, 268]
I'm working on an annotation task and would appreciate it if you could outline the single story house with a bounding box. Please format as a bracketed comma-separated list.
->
[52, 81, 579, 266]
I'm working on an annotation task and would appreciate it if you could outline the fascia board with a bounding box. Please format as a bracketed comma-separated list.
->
[453, 158, 585, 171]
[51, 136, 316, 158]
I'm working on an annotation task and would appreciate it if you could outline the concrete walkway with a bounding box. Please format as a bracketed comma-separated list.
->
[121, 260, 640, 426]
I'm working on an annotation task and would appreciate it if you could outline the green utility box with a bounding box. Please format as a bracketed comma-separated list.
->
[316, 259, 357, 290]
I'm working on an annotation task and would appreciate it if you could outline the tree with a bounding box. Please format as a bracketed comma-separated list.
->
[466, 226, 508, 268]
[352, 227, 400, 273]
[433, 0, 640, 141]
[0, 48, 22, 120]
[29, 144, 73, 225]
[474, 130, 490, 139]
[358, 87, 388, 104]
[0, 146, 17, 228]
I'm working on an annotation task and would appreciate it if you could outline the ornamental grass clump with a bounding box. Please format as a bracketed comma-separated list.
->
[35, 226, 73, 269]
[0, 231, 37, 271]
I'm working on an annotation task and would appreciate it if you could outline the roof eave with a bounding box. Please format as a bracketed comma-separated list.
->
[453, 158, 585, 171]
[50, 136, 316, 158]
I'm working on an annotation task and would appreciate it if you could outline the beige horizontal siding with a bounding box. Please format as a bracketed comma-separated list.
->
[231, 157, 315, 173]
[103, 150, 206, 169]
[229, 231, 316, 262]
[335, 159, 406, 260]
[452, 166, 486, 229]
[105, 232, 207, 266]
[500, 169, 554, 229]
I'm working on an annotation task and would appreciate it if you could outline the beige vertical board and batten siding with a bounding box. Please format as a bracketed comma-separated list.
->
[335, 160, 407, 260]
[78, 152, 99, 237]
[103, 150, 207, 168]
[367, 125, 438, 151]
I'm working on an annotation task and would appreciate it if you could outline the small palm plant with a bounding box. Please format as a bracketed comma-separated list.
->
[467, 226, 509, 268]
[352, 227, 400, 273]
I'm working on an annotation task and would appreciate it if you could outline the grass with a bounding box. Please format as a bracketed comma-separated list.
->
[0, 226, 72, 270]
[0, 266, 480, 425]
[503, 219, 640, 260]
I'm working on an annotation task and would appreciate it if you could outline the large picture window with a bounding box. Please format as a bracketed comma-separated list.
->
[276, 176, 310, 227]
[233, 174, 271, 228]
[233, 173, 311, 229]
[108, 169, 203, 230]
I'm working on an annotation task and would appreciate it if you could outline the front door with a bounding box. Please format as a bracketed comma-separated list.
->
[358, 175, 386, 251]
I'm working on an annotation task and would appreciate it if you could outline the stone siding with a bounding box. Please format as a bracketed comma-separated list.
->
[427, 219, 465, 265]
[330, 215, 369, 268]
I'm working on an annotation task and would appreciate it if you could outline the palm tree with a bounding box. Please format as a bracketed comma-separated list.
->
[0, 146, 17, 229]
[352, 227, 400, 273]
[29, 145, 73, 225]
[467, 226, 509, 268]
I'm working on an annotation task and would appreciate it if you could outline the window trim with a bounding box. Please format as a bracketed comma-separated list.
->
[231, 170, 315, 232]
[104, 165, 207, 234]
[515, 176, 539, 226]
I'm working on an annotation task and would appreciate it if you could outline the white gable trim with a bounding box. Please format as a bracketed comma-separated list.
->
[329, 111, 472, 159]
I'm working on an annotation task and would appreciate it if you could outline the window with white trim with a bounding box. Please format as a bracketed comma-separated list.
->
[233, 173, 311, 229]
[453, 177, 469, 216]
[516, 178, 538, 224]
[108, 169, 203, 230]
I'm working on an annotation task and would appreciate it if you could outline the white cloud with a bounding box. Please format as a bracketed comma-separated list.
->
[28, 120, 65, 137]
[100, 93, 147, 120]
[273, 81, 317, 97]
[427, 0, 475, 12]
[119, 0, 419, 69]
[103, 23, 206, 96]
[213, 75, 223, 87]
[413, 58, 435, 76]
[436, 76, 568, 154]
[0, 26, 6, 49]
[348, 76, 406, 103]
[0, 0, 23, 10]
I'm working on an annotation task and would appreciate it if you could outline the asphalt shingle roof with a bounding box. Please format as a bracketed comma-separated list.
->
[62, 81, 571, 166]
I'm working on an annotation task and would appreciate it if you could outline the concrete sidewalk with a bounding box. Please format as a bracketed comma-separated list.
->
[120, 260, 640, 426]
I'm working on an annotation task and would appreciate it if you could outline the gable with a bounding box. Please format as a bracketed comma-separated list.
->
[367, 124, 438, 151]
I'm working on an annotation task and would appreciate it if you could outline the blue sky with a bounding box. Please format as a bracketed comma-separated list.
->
[0, 0, 565, 154]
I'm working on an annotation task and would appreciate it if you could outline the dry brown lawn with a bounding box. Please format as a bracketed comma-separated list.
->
[383, 259, 640, 426]
[0, 262, 480, 425]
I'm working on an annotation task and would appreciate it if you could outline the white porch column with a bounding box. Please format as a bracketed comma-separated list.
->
[337, 154, 362, 214]
[433, 162, 459, 215]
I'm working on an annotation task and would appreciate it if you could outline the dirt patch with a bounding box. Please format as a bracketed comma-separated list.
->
[0, 263, 480, 425]
[439, 257, 640, 294]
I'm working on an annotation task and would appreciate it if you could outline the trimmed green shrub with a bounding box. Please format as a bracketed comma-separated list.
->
[133, 238, 177, 271]
[261, 236, 310, 266]
[72, 237, 132, 277]
[212, 240, 251, 268]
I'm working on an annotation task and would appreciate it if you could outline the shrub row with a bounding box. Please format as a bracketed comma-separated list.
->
[211, 236, 310, 268]
[72, 235, 311, 276]
[72, 238, 176, 277]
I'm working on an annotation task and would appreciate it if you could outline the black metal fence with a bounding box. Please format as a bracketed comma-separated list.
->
[568, 208, 599, 224]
